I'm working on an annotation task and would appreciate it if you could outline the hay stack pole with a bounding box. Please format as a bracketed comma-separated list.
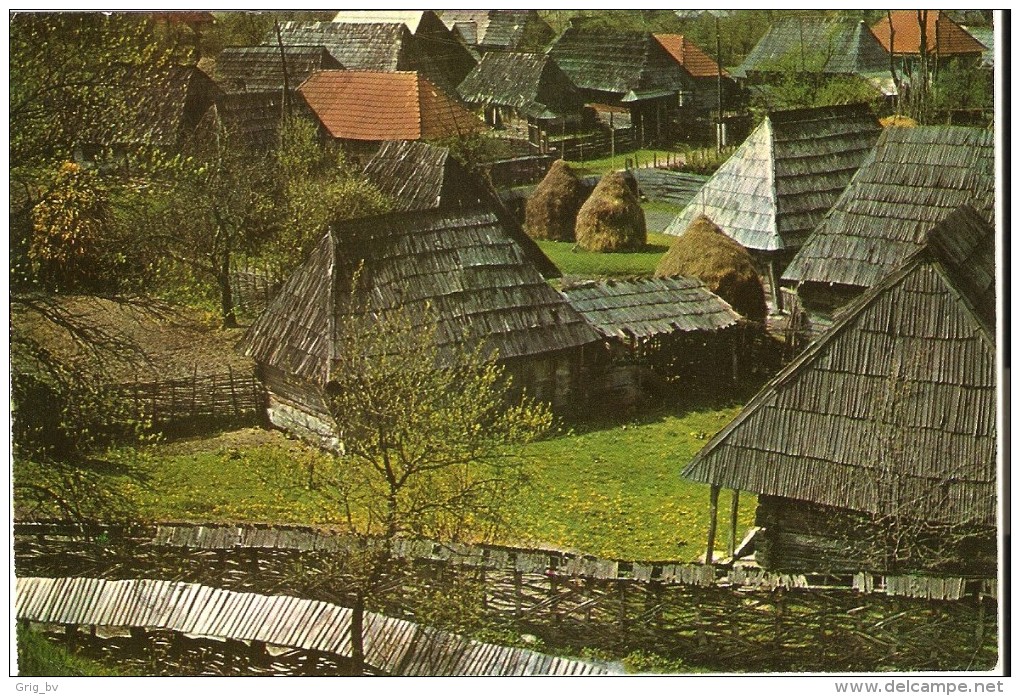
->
[524, 160, 586, 242]
[574, 171, 647, 253]
[655, 214, 767, 322]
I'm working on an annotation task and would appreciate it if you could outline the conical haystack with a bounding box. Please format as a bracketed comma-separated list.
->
[656, 215, 767, 321]
[574, 171, 646, 252]
[524, 160, 586, 241]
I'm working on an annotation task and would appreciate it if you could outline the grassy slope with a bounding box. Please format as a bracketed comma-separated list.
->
[88, 401, 752, 562]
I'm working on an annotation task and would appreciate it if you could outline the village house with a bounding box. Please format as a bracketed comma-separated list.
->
[214, 45, 342, 95]
[240, 207, 602, 447]
[664, 103, 882, 312]
[683, 205, 996, 578]
[440, 10, 554, 54]
[546, 23, 693, 148]
[733, 17, 895, 103]
[782, 125, 994, 336]
[297, 70, 485, 160]
[560, 276, 743, 405]
[870, 10, 987, 73]
[456, 52, 588, 154]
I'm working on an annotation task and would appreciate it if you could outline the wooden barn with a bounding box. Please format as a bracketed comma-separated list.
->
[560, 276, 742, 405]
[664, 103, 882, 311]
[782, 126, 995, 335]
[297, 70, 485, 160]
[546, 24, 693, 147]
[733, 18, 895, 101]
[456, 52, 588, 153]
[652, 33, 742, 123]
[683, 205, 996, 577]
[240, 208, 601, 447]
[213, 46, 342, 95]
[440, 10, 554, 54]
[275, 14, 476, 96]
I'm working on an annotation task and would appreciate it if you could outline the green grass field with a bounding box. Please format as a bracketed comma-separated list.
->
[568, 149, 681, 176]
[537, 230, 674, 280]
[59, 402, 752, 562]
[16, 626, 127, 676]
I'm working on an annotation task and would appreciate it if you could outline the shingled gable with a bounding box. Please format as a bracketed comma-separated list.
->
[734, 17, 891, 77]
[456, 52, 584, 119]
[682, 207, 996, 527]
[298, 70, 484, 142]
[783, 126, 994, 289]
[241, 207, 598, 384]
[665, 103, 882, 252]
[215, 46, 342, 94]
[361, 140, 560, 278]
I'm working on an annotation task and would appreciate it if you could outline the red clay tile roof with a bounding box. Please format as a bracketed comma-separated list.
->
[298, 70, 484, 142]
[653, 34, 728, 78]
[870, 10, 986, 56]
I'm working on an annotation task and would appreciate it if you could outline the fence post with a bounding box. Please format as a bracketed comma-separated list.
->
[228, 364, 239, 417]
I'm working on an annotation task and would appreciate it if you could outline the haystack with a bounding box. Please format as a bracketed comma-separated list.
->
[574, 171, 646, 252]
[524, 160, 586, 241]
[656, 215, 767, 321]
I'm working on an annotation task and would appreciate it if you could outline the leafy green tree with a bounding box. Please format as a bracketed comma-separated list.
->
[287, 297, 553, 672]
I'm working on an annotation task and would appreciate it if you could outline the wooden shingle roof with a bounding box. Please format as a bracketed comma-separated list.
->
[653, 34, 728, 79]
[273, 21, 408, 72]
[783, 126, 995, 288]
[546, 25, 687, 97]
[298, 70, 484, 142]
[361, 140, 560, 278]
[456, 52, 584, 118]
[441, 10, 548, 50]
[683, 216, 996, 526]
[215, 46, 342, 94]
[240, 208, 599, 382]
[871, 10, 986, 57]
[331, 10, 432, 33]
[561, 276, 740, 341]
[665, 103, 882, 252]
[734, 18, 891, 77]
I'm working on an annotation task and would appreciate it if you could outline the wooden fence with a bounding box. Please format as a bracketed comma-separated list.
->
[14, 530, 999, 673]
[120, 366, 263, 428]
[16, 576, 616, 676]
[483, 155, 556, 189]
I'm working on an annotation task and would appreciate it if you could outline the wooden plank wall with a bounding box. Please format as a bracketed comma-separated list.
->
[15, 576, 617, 676]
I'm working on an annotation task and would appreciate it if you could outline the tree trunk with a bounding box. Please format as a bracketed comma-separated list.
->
[217, 247, 237, 328]
[350, 593, 366, 675]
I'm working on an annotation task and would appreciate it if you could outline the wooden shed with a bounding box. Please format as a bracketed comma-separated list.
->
[440, 10, 554, 54]
[456, 52, 588, 153]
[214, 46, 342, 95]
[560, 276, 743, 404]
[664, 103, 882, 311]
[240, 208, 601, 447]
[782, 126, 995, 336]
[682, 206, 996, 577]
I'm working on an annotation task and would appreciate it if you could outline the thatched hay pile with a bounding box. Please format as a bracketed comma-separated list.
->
[524, 160, 586, 241]
[879, 114, 919, 128]
[574, 171, 647, 252]
[656, 215, 767, 322]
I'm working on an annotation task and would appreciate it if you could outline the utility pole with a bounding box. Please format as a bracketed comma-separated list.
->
[275, 19, 291, 122]
[716, 14, 724, 151]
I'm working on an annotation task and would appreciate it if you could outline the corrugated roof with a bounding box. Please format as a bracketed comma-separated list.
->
[561, 276, 740, 341]
[653, 34, 728, 79]
[215, 46, 342, 94]
[456, 52, 584, 118]
[682, 222, 997, 526]
[362, 140, 560, 278]
[871, 10, 986, 56]
[241, 208, 599, 382]
[547, 25, 687, 97]
[298, 70, 484, 142]
[665, 103, 882, 252]
[734, 18, 891, 77]
[783, 126, 995, 288]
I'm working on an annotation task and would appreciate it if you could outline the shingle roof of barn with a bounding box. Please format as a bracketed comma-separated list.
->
[665, 103, 882, 252]
[361, 140, 560, 278]
[653, 34, 728, 79]
[456, 52, 584, 118]
[441, 10, 544, 49]
[783, 126, 995, 288]
[871, 10, 986, 57]
[734, 18, 891, 77]
[215, 46, 342, 93]
[546, 26, 687, 97]
[240, 208, 599, 382]
[560, 276, 741, 341]
[683, 214, 996, 526]
[298, 70, 484, 142]
[198, 92, 285, 151]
